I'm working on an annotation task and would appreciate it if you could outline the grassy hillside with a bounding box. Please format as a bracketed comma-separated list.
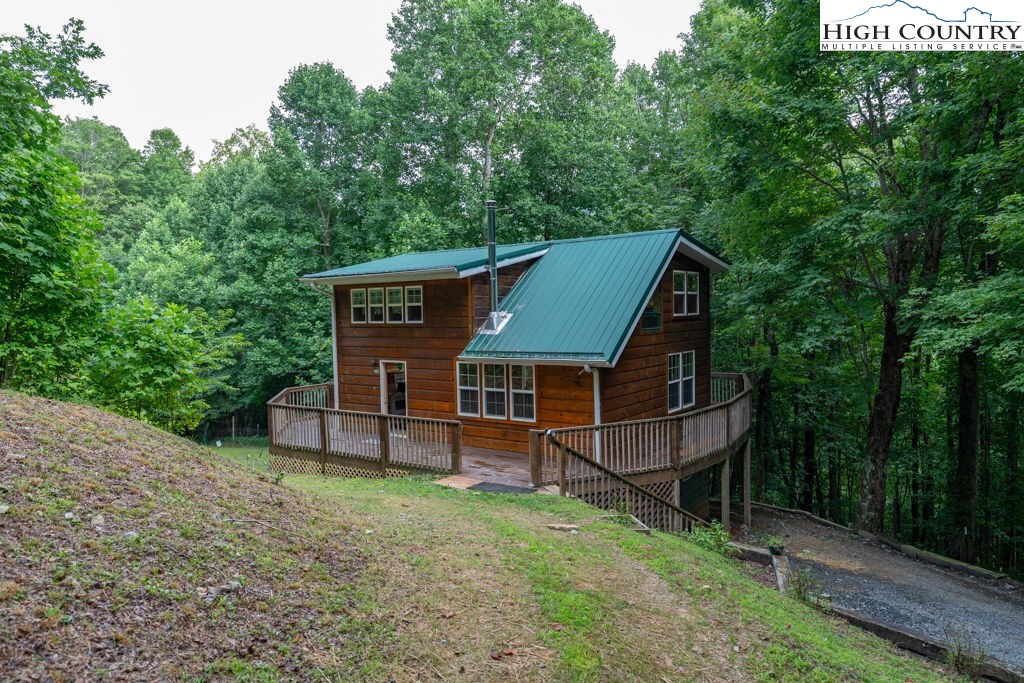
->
[0, 392, 954, 681]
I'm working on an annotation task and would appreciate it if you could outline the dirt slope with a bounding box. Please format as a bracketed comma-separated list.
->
[0, 391, 363, 681]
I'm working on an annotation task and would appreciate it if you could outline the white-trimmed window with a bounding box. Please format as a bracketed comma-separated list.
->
[368, 288, 385, 322]
[673, 270, 700, 316]
[668, 351, 696, 412]
[483, 364, 507, 419]
[457, 362, 480, 416]
[405, 286, 423, 323]
[386, 287, 404, 323]
[510, 364, 535, 422]
[350, 288, 367, 323]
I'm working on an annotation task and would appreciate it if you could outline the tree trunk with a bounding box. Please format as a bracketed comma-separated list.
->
[1007, 401, 1019, 569]
[828, 448, 841, 523]
[951, 345, 980, 562]
[858, 300, 913, 533]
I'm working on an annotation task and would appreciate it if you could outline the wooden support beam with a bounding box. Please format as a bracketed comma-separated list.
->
[450, 423, 462, 474]
[720, 456, 731, 530]
[743, 438, 752, 528]
[377, 414, 391, 474]
[528, 430, 542, 487]
[318, 410, 328, 476]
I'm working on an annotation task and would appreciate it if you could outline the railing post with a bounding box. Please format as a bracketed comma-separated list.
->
[529, 430, 542, 487]
[377, 414, 391, 474]
[267, 405, 275, 449]
[450, 423, 462, 474]
[318, 409, 328, 475]
[557, 442, 567, 496]
[720, 456, 731, 532]
[669, 420, 680, 470]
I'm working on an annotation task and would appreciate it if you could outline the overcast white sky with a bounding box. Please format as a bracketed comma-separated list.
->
[0, 1, 701, 162]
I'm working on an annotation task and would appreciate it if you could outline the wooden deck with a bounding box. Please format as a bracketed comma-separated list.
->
[267, 374, 753, 532]
[460, 446, 532, 488]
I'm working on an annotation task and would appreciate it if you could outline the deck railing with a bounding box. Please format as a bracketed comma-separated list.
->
[268, 385, 461, 474]
[531, 372, 752, 488]
[543, 432, 706, 533]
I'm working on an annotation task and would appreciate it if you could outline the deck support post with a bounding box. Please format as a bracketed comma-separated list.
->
[720, 456, 730, 531]
[743, 438, 751, 528]
[318, 410, 328, 475]
[450, 424, 462, 474]
[377, 414, 391, 474]
[528, 430, 542, 487]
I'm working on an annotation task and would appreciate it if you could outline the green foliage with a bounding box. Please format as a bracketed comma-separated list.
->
[0, 19, 111, 393]
[685, 520, 731, 555]
[83, 298, 244, 431]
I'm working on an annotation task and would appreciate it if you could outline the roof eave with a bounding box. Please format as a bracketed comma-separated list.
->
[298, 267, 460, 286]
[457, 353, 612, 368]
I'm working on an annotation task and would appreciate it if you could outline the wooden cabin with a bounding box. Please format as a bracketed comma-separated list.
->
[299, 227, 728, 454]
[269, 222, 752, 531]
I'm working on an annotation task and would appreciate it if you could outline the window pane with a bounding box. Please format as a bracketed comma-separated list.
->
[668, 381, 681, 411]
[459, 388, 479, 415]
[484, 390, 506, 418]
[682, 352, 694, 378]
[686, 293, 698, 315]
[351, 289, 366, 305]
[369, 288, 384, 322]
[686, 271, 699, 293]
[642, 292, 661, 330]
[369, 289, 384, 305]
[352, 307, 367, 323]
[484, 364, 505, 389]
[668, 354, 681, 381]
[682, 379, 694, 407]
[458, 363, 478, 388]
[387, 305, 403, 322]
[405, 287, 422, 304]
[510, 365, 533, 390]
[387, 288, 403, 305]
[406, 305, 423, 322]
[512, 392, 535, 420]
[673, 271, 686, 294]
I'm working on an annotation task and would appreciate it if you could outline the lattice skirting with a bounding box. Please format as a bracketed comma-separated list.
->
[642, 479, 677, 504]
[269, 453, 410, 479]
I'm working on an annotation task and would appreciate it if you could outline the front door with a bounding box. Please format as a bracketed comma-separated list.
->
[379, 361, 407, 416]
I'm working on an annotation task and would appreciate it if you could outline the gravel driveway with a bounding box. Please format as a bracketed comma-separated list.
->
[740, 507, 1024, 674]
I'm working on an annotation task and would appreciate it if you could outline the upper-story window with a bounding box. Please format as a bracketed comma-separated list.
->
[673, 270, 700, 316]
[386, 287, 404, 323]
[668, 351, 696, 413]
[351, 289, 367, 323]
[350, 286, 424, 324]
[405, 286, 423, 323]
[368, 288, 385, 322]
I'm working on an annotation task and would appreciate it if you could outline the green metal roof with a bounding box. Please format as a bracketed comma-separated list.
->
[460, 229, 685, 367]
[301, 242, 548, 281]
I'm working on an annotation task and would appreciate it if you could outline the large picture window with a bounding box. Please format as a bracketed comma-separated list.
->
[668, 351, 696, 412]
[386, 287, 404, 323]
[456, 362, 538, 421]
[483, 364, 507, 419]
[368, 288, 385, 322]
[457, 362, 480, 417]
[405, 286, 423, 323]
[350, 288, 367, 323]
[510, 364, 535, 421]
[673, 270, 700, 316]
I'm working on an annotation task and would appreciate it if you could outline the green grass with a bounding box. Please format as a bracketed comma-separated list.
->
[244, 463, 955, 682]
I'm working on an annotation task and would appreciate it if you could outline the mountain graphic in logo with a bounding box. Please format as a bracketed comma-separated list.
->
[836, 1, 1016, 23]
